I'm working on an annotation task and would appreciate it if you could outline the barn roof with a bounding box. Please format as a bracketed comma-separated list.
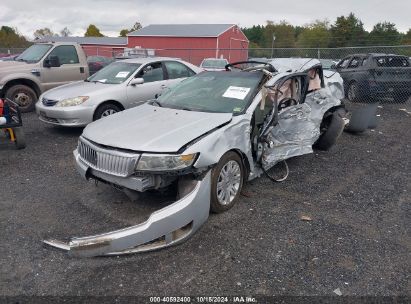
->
[128, 24, 236, 37]
[34, 36, 127, 46]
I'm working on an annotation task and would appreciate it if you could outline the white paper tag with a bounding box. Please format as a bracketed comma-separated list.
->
[223, 86, 250, 100]
[115, 71, 130, 78]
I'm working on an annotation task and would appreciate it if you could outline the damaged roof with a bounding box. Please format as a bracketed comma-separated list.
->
[128, 24, 236, 37]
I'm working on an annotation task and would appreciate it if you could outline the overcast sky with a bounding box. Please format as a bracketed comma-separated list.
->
[0, 0, 409, 39]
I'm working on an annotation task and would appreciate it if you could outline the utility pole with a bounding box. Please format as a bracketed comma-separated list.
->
[271, 34, 276, 59]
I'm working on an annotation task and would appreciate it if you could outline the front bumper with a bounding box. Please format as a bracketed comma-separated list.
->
[44, 171, 211, 257]
[35, 102, 95, 127]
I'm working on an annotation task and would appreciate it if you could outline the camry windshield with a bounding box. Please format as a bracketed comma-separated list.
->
[16, 44, 52, 63]
[157, 71, 263, 114]
[87, 62, 141, 84]
[201, 59, 228, 68]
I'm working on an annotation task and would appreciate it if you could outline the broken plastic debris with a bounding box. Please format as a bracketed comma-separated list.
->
[300, 215, 312, 221]
[333, 288, 342, 296]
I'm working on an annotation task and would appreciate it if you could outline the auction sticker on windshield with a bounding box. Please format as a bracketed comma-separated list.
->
[115, 71, 130, 78]
[223, 86, 250, 100]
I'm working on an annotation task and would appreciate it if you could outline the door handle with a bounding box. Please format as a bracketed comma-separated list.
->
[80, 67, 85, 73]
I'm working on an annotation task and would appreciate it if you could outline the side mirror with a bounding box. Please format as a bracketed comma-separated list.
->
[44, 55, 61, 68]
[129, 78, 144, 86]
[330, 64, 336, 70]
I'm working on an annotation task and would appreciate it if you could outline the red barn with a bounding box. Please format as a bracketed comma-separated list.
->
[127, 24, 249, 65]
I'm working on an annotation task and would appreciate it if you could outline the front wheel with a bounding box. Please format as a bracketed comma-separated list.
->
[210, 152, 244, 213]
[93, 103, 122, 121]
[314, 112, 345, 151]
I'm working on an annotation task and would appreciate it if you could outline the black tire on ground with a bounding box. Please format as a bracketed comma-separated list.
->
[5, 85, 37, 113]
[347, 82, 361, 102]
[314, 112, 345, 151]
[13, 127, 26, 149]
[210, 151, 244, 213]
[93, 103, 122, 121]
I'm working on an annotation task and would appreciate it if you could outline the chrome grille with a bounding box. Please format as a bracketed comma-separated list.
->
[77, 137, 139, 177]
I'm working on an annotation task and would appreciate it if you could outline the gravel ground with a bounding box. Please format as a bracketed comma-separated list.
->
[0, 102, 410, 298]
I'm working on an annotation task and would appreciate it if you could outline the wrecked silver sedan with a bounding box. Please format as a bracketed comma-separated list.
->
[45, 59, 352, 257]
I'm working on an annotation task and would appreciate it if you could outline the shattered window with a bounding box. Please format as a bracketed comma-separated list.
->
[375, 56, 410, 67]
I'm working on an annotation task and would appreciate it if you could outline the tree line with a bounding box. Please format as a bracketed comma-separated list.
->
[243, 13, 411, 48]
[1, 13, 411, 49]
[0, 22, 143, 49]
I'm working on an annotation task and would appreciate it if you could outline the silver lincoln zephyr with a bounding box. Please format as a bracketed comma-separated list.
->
[44, 59, 376, 257]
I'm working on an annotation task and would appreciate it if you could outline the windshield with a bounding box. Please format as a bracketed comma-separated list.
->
[201, 59, 228, 68]
[16, 44, 52, 63]
[87, 62, 141, 84]
[157, 71, 263, 114]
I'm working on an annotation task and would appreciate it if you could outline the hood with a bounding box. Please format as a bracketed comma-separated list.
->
[0, 61, 37, 76]
[43, 81, 119, 100]
[83, 103, 232, 153]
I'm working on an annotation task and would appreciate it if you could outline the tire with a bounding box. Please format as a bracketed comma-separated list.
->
[93, 103, 122, 121]
[347, 82, 360, 102]
[5, 85, 37, 113]
[210, 152, 244, 213]
[315, 112, 345, 151]
[13, 127, 26, 149]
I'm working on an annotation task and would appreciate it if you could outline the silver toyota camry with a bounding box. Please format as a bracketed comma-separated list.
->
[44, 59, 376, 257]
[35, 57, 202, 126]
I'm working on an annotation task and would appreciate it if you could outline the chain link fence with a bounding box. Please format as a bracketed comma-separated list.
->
[1, 45, 410, 103]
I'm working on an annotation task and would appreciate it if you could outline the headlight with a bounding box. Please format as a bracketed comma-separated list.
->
[55, 96, 89, 107]
[136, 153, 198, 171]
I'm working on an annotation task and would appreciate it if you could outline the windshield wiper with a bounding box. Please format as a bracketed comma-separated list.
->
[151, 100, 162, 107]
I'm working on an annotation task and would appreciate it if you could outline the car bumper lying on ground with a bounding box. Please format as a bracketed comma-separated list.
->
[35, 102, 95, 127]
[44, 171, 211, 257]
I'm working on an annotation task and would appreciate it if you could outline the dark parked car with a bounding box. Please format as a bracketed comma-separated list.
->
[87, 56, 115, 75]
[334, 53, 411, 102]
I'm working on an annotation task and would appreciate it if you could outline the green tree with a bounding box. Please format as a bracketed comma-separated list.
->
[119, 22, 143, 37]
[297, 20, 331, 48]
[368, 22, 401, 45]
[33, 27, 56, 40]
[119, 29, 130, 37]
[264, 20, 296, 48]
[84, 24, 104, 37]
[330, 13, 367, 47]
[0, 26, 30, 48]
[242, 25, 265, 47]
[401, 29, 411, 45]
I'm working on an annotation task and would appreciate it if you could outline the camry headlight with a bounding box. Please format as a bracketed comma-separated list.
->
[55, 96, 89, 107]
[136, 153, 198, 171]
